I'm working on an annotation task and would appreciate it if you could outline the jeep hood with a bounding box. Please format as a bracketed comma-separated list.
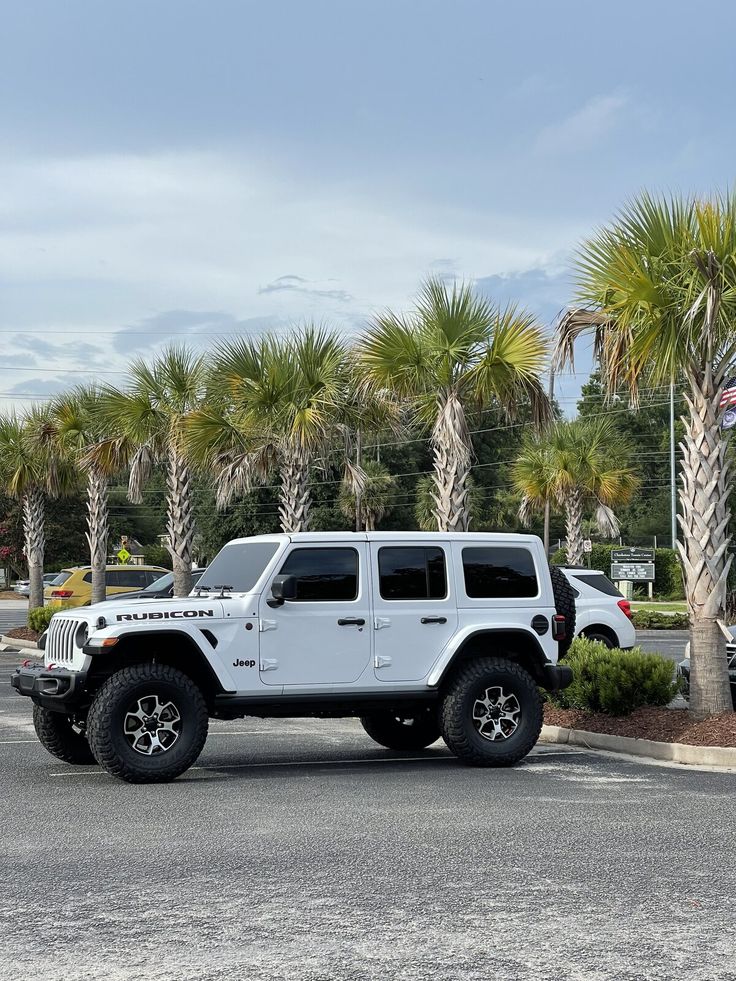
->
[86, 595, 227, 623]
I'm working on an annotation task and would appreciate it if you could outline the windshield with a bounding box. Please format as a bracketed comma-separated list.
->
[142, 571, 174, 593]
[199, 542, 280, 592]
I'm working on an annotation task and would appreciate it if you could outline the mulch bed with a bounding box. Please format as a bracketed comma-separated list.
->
[3, 626, 39, 642]
[544, 703, 736, 747]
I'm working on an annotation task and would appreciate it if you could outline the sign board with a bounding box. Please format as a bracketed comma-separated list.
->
[611, 547, 655, 563]
[117, 548, 131, 564]
[611, 562, 655, 582]
[583, 539, 592, 553]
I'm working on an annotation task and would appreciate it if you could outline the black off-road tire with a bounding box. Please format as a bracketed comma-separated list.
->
[86, 663, 208, 784]
[360, 708, 441, 750]
[549, 565, 576, 659]
[440, 657, 543, 767]
[32, 704, 97, 765]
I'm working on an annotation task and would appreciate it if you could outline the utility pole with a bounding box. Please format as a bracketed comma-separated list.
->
[670, 382, 677, 549]
[543, 369, 555, 556]
[355, 428, 362, 533]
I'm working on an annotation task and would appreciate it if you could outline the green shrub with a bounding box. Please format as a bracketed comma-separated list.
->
[631, 610, 689, 630]
[142, 545, 172, 569]
[549, 636, 680, 715]
[28, 606, 56, 634]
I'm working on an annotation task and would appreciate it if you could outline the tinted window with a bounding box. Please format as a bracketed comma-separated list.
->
[462, 547, 538, 598]
[201, 542, 280, 592]
[109, 569, 149, 588]
[378, 547, 447, 600]
[82, 572, 93, 584]
[571, 573, 622, 597]
[279, 548, 358, 601]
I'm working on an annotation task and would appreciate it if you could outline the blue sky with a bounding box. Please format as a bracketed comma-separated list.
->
[2, 0, 736, 411]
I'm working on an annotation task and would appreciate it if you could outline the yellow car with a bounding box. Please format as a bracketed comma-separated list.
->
[44, 565, 169, 609]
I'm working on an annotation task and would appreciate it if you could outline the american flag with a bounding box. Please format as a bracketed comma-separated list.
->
[722, 377, 736, 430]
[720, 378, 736, 408]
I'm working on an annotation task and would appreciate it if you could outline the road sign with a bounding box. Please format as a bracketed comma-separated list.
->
[611, 547, 655, 563]
[583, 539, 592, 553]
[117, 548, 131, 564]
[611, 562, 655, 581]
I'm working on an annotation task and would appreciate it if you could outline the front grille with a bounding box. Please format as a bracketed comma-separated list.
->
[46, 617, 83, 664]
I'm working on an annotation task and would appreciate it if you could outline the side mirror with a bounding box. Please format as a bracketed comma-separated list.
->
[268, 574, 298, 607]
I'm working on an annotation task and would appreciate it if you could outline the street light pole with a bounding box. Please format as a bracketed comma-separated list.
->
[670, 382, 677, 549]
[543, 369, 555, 556]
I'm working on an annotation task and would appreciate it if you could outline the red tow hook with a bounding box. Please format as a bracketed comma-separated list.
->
[552, 615, 567, 641]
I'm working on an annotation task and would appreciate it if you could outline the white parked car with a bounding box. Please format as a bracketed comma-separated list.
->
[13, 531, 575, 783]
[560, 567, 636, 650]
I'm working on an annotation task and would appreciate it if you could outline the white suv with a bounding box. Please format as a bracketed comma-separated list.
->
[560, 567, 636, 650]
[13, 532, 574, 783]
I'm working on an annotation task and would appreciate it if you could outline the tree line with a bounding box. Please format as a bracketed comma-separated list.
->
[2, 190, 736, 719]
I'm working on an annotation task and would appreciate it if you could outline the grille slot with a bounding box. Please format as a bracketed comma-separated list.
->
[46, 617, 80, 664]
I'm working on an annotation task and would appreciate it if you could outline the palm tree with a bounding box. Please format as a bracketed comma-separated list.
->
[338, 459, 396, 531]
[360, 278, 549, 532]
[187, 328, 362, 533]
[0, 410, 76, 609]
[557, 191, 736, 718]
[90, 347, 207, 598]
[414, 473, 485, 532]
[44, 387, 120, 605]
[512, 418, 638, 564]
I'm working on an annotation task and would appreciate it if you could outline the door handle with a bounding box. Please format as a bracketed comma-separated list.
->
[421, 616, 447, 624]
[338, 617, 366, 626]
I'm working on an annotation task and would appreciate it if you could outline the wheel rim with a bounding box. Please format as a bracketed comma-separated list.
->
[472, 685, 521, 741]
[124, 694, 182, 756]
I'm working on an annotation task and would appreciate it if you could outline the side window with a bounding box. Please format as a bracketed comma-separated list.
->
[107, 570, 123, 587]
[279, 548, 358, 601]
[378, 547, 447, 600]
[462, 547, 538, 599]
[145, 571, 163, 586]
[82, 572, 93, 584]
[110, 569, 147, 588]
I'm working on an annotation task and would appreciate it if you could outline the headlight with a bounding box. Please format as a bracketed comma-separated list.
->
[75, 622, 89, 648]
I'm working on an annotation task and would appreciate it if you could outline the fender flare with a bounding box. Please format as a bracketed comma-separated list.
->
[427, 626, 551, 688]
[83, 628, 232, 696]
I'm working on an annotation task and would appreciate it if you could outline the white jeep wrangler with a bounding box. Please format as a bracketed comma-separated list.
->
[12, 532, 574, 783]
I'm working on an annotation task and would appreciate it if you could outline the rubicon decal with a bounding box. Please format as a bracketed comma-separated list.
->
[116, 610, 215, 621]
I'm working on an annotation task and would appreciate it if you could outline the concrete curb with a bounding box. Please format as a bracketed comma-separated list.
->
[0, 635, 42, 659]
[540, 724, 736, 769]
[1, 633, 39, 650]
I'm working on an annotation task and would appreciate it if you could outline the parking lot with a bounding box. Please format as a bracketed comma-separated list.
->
[1, 650, 735, 981]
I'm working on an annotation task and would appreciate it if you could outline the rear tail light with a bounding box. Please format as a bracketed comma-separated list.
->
[617, 599, 632, 620]
[51, 590, 73, 598]
[552, 615, 567, 641]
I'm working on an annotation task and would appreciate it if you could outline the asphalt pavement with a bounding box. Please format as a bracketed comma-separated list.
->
[0, 601, 28, 635]
[1, 650, 735, 981]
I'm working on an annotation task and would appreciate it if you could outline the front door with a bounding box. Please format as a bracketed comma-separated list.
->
[258, 543, 372, 687]
[370, 542, 458, 682]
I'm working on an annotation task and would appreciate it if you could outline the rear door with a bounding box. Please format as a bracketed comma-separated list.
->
[370, 543, 458, 682]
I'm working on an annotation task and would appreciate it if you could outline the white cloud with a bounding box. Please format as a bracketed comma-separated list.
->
[0, 149, 582, 412]
[535, 94, 629, 155]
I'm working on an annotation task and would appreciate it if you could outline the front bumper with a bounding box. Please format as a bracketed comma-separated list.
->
[11, 662, 88, 711]
[542, 663, 573, 692]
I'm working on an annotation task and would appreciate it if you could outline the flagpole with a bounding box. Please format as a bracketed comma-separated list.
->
[670, 382, 677, 549]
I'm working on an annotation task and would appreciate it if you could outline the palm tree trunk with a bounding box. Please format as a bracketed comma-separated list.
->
[23, 487, 45, 610]
[564, 489, 585, 566]
[677, 367, 733, 718]
[166, 449, 194, 598]
[432, 393, 471, 532]
[278, 448, 311, 533]
[86, 469, 109, 605]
